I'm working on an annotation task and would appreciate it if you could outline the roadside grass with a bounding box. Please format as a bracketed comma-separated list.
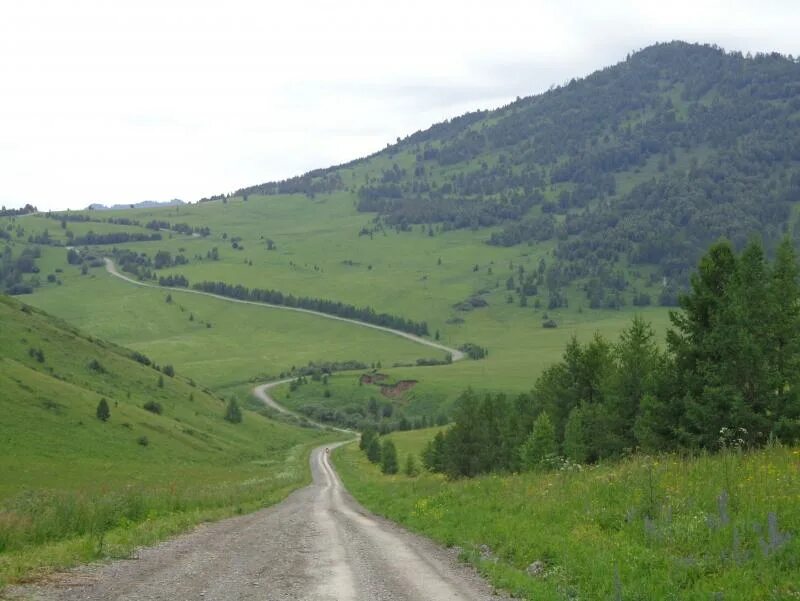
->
[335, 430, 800, 600]
[0, 295, 345, 588]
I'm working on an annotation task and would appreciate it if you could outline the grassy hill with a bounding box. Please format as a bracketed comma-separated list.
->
[1, 41, 797, 426]
[0, 295, 342, 586]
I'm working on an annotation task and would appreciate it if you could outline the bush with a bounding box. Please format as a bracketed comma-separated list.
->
[162, 364, 175, 377]
[143, 401, 162, 415]
[87, 358, 106, 373]
[137, 436, 149, 446]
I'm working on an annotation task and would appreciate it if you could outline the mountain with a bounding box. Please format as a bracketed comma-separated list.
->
[235, 41, 800, 301]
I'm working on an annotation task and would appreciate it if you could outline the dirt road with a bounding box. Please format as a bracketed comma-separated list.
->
[6, 444, 507, 601]
[103, 258, 466, 362]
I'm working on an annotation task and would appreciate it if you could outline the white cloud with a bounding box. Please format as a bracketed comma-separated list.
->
[1, 0, 798, 210]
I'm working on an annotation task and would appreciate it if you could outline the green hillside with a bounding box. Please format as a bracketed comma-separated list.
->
[0, 295, 341, 585]
[1, 41, 798, 428]
[239, 41, 800, 302]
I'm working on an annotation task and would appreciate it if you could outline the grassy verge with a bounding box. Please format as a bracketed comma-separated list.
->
[335, 430, 800, 600]
[0, 435, 344, 589]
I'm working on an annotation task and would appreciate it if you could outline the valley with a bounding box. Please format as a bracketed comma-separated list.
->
[2, 41, 800, 600]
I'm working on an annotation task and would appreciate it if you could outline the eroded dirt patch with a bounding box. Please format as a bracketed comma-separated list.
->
[380, 380, 418, 398]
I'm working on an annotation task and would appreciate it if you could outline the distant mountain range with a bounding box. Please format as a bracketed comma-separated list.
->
[87, 199, 185, 211]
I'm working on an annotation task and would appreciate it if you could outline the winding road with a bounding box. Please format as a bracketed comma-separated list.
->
[103, 258, 466, 362]
[3, 260, 507, 599]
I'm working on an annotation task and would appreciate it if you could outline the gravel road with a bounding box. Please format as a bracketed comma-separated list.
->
[5, 444, 508, 601]
[103, 258, 466, 362]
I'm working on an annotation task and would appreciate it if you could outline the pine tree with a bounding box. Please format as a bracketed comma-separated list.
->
[360, 427, 377, 451]
[366, 436, 382, 463]
[380, 440, 398, 474]
[519, 412, 557, 470]
[96, 398, 110, 422]
[404, 453, 420, 476]
[767, 237, 800, 442]
[224, 399, 242, 423]
[563, 406, 588, 463]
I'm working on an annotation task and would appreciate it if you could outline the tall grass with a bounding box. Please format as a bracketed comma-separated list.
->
[336, 438, 800, 600]
[0, 439, 330, 588]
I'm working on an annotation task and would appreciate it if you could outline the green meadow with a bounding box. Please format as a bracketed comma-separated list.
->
[336, 430, 800, 600]
[3, 193, 670, 407]
[0, 295, 345, 586]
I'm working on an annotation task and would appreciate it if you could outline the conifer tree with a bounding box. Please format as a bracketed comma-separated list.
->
[380, 439, 398, 474]
[519, 412, 557, 470]
[96, 398, 110, 422]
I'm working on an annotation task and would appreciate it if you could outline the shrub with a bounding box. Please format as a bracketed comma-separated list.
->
[143, 401, 162, 415]
[137, 436, 149, 446]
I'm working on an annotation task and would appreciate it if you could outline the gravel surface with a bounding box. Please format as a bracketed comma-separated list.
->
[4, 444, 509, 601]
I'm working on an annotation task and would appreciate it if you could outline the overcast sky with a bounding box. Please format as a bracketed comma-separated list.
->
[2, 0, 799, 211]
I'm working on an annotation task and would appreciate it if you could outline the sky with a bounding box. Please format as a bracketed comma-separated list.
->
[2, 1, 799, 211]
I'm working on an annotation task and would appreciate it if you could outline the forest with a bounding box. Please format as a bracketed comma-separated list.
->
[423, 238, 800, 477]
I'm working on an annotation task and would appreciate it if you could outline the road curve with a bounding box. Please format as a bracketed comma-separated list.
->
[252, 380, 353, 434]
[6, 444, 508, 601]
[103, 258, 466, 361]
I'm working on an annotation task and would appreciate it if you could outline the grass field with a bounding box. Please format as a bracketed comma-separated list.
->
[0, 295, 345, 587]
[18, 248, 441, 392]
[335, 429, 800, 600]
[2, 194, 671, 408]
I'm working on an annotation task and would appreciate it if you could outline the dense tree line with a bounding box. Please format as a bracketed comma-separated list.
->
[425, 239, 800, 477]
[192, 280, 429, 336]
[145, 220, 210, 236]
[71, 231, 161, 246]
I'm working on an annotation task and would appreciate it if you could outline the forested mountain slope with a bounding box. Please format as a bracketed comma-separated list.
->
[236, 42, 800, 301]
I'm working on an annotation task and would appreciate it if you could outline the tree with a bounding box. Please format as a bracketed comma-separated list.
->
[563, 406, 588, 463]
[380, 439, 398, 474]
[360, 427, 377, 451]
[404, 454, 420, 476]
[162, 364, 175, 377]
[366, 436, 382, 463]
[224, 399, 243, 423]
[519, 412, 557, 470]
[422, 431, 447, 472]
[96, 398, 110, 422]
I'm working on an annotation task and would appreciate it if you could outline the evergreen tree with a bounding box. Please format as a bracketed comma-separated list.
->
[422, 431, 446, 472]
[366, 436, 382, 463]
[95, 398, 110, 422]
[519, 412, 557, 470]
[767, 237, 800, 441]
[380, 439, 398, 474]
[360, 427, 377, 451]
[224, 399, 242, 423]
[563, 406, 588, 462]
[404, 453, 420, 476]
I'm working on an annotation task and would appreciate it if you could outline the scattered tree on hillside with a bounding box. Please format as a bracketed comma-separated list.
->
[224, 399, 243, 424]
[96, 398, 110, 422]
